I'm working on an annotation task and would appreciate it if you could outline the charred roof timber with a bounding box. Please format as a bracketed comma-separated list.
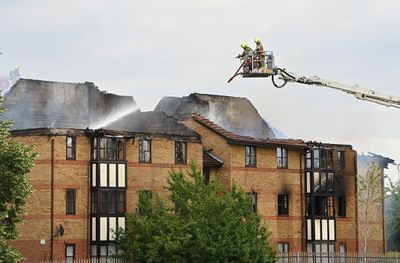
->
[2, 79, 137, 130]
[155, 93, 276, 140]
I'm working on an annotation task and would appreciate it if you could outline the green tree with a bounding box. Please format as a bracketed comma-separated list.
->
[357, 162, 384, 255]
[385, 165, 400, 251]
[116, 163, 275, 263]
[0, 96, 36, 262]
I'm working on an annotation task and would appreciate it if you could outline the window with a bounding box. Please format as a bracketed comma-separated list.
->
[91, 191, 97, 213]
[249, 192, 257, 213]
[306, 149, 312, 169]
[65, 244, 75, 262]
[139, 139, 151, 163]
[278, 243, 289, 263]
[339, 243, 346, 263]
[314, 196, 335, 217]
[278, 194, 289, 215]
[245, 146, 256, 167]
[277, 147, 288, 168]
[99, 190, 126, 214]
[66, 190, 76, 214]
[175, 141, 187, 164]
[320, 149, 333, 169]
[93, 137, 125, 161]
[278, 242, 289, 253]
[338, 150, 345, 170]
[313, 149, 320, 168]
[313, 172, 334, 193]
[338, 196, 346, 217]
[66, 136, 76, 160]
[138, 190, 152, 215]
[306, 195, 311, 216]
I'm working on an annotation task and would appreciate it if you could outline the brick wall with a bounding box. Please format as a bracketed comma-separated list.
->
[12, 132, 203, 261]
[183, 119, 359, 253]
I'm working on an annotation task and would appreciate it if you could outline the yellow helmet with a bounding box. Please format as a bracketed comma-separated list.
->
[254, 38, 261, 44]
[241, 42, 248, 49]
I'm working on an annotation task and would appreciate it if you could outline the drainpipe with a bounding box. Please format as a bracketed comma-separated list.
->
[50, 138, 55, 260]
[87, 155, 90, 259]
[299, 152, 304, 251]
[354, 153, 359, 253]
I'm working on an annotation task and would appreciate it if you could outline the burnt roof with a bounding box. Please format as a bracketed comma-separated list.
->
[155, 93, 276, 139]
[192, 113, 307, 148]
[104, 111, 199, 139]
[2, 78, 137, 130]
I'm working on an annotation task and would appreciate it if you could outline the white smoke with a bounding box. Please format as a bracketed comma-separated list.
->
[90, 102, 139, 129]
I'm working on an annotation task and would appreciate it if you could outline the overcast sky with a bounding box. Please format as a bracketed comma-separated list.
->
[1, 0, 399, 176]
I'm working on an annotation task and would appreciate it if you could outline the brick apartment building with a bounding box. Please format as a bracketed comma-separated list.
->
[1, 79, 377, 261]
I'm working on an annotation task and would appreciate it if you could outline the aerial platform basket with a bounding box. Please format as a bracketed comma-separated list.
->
[228, 51, 275, 82]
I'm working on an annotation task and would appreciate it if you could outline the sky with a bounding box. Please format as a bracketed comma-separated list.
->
[0, 0, 399, 177]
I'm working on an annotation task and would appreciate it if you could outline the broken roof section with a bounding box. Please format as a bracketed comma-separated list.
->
[103, 111, 199, 139]
[155, 93, 276, 139]
[2, 79, 138, 130]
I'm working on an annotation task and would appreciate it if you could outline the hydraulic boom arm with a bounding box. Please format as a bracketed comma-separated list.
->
[274, 68, 400, 109]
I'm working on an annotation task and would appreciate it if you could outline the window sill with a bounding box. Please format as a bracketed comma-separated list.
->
[278, 214, 289, 217]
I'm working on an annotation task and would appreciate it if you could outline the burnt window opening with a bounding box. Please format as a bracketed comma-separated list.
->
[320, 149, 333, 169]
[99, 190, 126, 214]
[175, 141, 187, 164]
[313, 172, 334, 193]
[92, 137, 125, 161]
[309, 148, 334, 170]
[91, 191, 97, 214]
[66, 244, 75, 262]
[249, 192, 257, 213]
[338, 196, 346, 217]
[245, 146, 256, 167]
[139, 139, 152, 163]
[314, 196, 335, 217]
[278, 194, 289, 215]
[338, 150, 345, 170]
[66, 135, 76, 160]
[66, 189, 76, 215]
[277, 147, 288, 168]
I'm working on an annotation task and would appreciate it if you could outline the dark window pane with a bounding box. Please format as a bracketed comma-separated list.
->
[91, 191, 97, 213]
[249, 192, 257, 213]
[117, 191, 125, 213]
[100, 192, 108, 213]
[175, 141, 187, 164]
[245, 146, 256, 166]
[278, 194, 289, 215]
[327, 173, 334, 192]
[66, 190, 76, 214]
[108, 191, 116, 213]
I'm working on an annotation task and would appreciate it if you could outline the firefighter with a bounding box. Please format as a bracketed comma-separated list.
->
[237, 42, 253, 73]
[254, 38, 265, 68]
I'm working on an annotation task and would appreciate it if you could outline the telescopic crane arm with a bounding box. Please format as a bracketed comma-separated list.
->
[275, 68, 400, 109]
[228, 50, 400, 109]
